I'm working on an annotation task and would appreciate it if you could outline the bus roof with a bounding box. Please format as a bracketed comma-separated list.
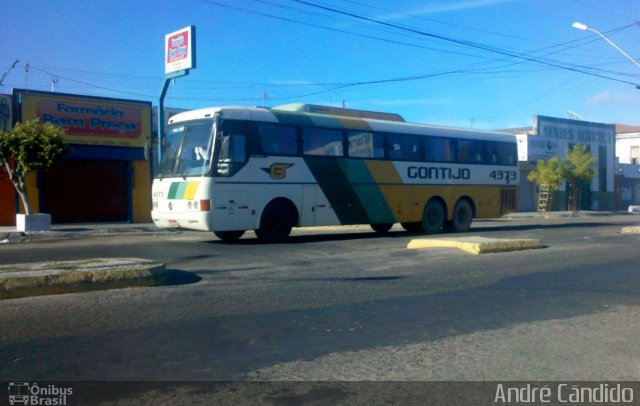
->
[167, 105, 515, 142]
[273, 103, 405, 122]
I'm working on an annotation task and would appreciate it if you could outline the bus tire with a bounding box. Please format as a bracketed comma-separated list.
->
[450, 199, 473, 233]
[214, 230, 245, 242]
[255, 200, 293, 243]
[422, 199, 445, 234]
[371, 223, 393, 233]
[401, 222, 423, 233]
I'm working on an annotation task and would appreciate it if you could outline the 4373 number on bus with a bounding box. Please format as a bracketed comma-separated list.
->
[489, 170, 517, 184]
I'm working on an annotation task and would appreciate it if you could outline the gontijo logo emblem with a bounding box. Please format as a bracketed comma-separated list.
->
[262, 163, 294, 180]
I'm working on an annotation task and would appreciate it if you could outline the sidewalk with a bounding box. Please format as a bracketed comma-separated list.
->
[501, 210, 635, 219]
[0, 223, 176, 244]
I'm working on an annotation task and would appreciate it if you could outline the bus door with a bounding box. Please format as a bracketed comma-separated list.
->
[302, 185, 338, 226]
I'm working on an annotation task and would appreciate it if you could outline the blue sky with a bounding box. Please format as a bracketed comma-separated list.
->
[2, 0, 640, 130]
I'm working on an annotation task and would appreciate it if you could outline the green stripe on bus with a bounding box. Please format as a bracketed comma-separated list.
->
[337, 160, 396, 224]
[175, 182, 188, 199]
[271, 111, 316, 127]
[306, 114, 343, 129]
[304, 157, 370, 225]
[168, 182, 181, 199]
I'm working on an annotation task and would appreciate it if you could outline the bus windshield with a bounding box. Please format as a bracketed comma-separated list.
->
[157, 120, 214, 178]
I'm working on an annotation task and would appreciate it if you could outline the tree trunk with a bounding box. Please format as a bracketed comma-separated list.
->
[4, 163, 33, 215]
[569, 182, 579, 212]
[15, 185, 33, 215]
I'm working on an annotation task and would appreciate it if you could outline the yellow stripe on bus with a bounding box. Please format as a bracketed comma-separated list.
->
[184, 181, 200, 200]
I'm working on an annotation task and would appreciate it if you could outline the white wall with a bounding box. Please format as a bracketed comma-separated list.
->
[616, 133, 640, 164]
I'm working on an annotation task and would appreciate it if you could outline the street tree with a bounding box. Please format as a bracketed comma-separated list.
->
[527, 157, 561, 212]
[0, 119, 67, 214]
[559, 144, 596, 212]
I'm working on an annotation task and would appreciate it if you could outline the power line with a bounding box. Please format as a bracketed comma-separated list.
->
[196, 0, 504, 60]
[291, 0, 640, 87]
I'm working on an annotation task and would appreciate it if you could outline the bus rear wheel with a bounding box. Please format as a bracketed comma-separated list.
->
[214, 230, 245, 243]
[255, 200, 293, 243]
[422, 199, 445, 234]
[371, 223, 393, 233]
[449, 199, 473, 232]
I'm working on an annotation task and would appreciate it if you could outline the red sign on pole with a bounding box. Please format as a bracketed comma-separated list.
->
[165, 26, 195, 76]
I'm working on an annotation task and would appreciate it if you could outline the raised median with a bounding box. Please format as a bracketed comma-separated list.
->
[0, 258, 168, 300]
[621, 226, 640, 234]
[407, 236, 543, 254]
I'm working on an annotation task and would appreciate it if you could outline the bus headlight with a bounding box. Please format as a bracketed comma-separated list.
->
[186, 200, 211, 212]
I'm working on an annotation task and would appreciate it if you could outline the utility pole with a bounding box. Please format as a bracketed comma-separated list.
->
[51, 79, 58, 92]
[24, 64, 30, 90]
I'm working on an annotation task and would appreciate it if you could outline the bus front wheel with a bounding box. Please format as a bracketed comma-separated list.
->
[256, 200, 293, 243]
[214, 230, 245, 243]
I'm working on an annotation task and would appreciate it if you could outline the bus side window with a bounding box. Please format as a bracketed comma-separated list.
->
[457, 140, 486, 164]
[303, 127, 344, 156]
[217, 120, 248, 176]
[258, 124, 298, 155]
[486, 142, 499, 164]
[496, 142, 517, 165]
[219, 134, 246, 161]
[386, 133, 420, 161]
[424, 137, 454, 163]
[348, 131, 384, 159]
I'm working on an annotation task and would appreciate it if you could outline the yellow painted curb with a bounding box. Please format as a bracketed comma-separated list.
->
[407, 236, 543, 254]
[621, 226, 640, 234]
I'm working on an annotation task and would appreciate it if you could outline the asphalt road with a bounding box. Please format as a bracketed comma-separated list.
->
[1, 215, 640, 402]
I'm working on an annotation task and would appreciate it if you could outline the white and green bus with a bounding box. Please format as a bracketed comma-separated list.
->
[151, 104, 518, 242]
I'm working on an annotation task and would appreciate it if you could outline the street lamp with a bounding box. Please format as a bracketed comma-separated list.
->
[572, 22, 640, 69]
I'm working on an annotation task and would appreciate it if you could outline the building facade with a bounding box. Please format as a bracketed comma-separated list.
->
[615, 125, 640, 209]
[0, 90, 153, 225]
[0, 94, 15, 225]
[510, 115, 616, 212]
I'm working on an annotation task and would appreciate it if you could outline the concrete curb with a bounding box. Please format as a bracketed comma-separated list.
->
[0, 258, 167, 300]
[0, 225, 180, 244]
[621, 226, 640, 234]
[407, 236, 543, 254]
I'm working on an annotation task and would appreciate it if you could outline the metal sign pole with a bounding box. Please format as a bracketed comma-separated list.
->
[158, 24, 195, 166]
[157, 79, 170, 164]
